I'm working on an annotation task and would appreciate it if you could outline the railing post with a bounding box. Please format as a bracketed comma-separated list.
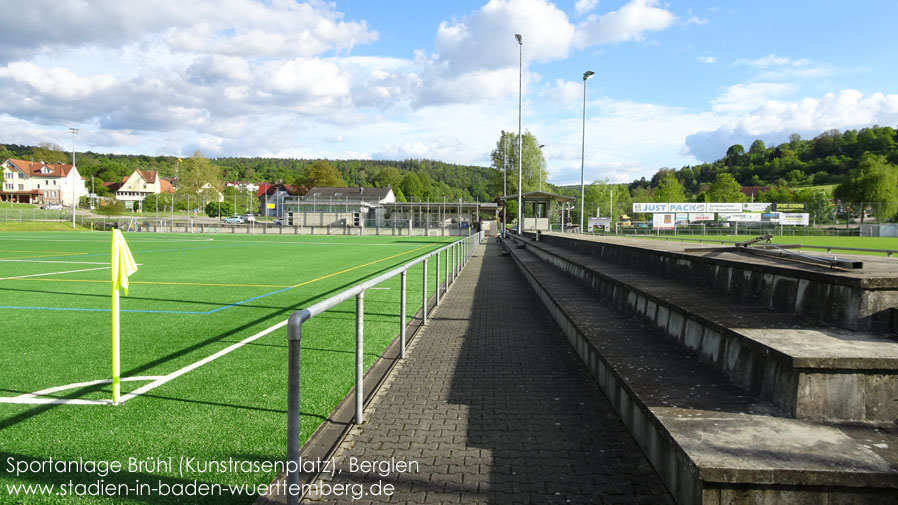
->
[435, 251, 440, 306]
[443, 244, 450, 293]
[355, 291, 365, 424]
[400, 270, 407, 359]
[286, 310, 309, 505]
[422, 258, 428, 325]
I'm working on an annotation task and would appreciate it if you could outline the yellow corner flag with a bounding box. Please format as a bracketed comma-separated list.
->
[111, 228, 138, 404]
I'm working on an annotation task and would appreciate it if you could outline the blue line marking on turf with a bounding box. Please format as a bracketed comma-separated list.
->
[205, 286, 296, 314]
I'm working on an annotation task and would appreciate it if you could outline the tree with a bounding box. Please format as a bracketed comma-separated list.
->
[205, 200, 233, 218]
[489, 130, 547, 195]
[654, 172, 686, 203]
[374, 166, 403, 189]
[835, 153, 898, 221]
[725, 144, 745, 167]
[302, 160, 346, 188]
[32, 142, 68, 164]
[400, 173, 423, 199]
[705, 173, 746, 202]
[180, 151, 221, 193]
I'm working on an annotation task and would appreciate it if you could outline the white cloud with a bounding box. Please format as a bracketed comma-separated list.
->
[711, 82, 795, 113]
[686, 90, 898, 161]
[733, 54, 808, 69]
[434, 0, 575, 73]
[574, 0, 600, 16]
[574, 0, 676, 48]
[698, 56, 715, 64]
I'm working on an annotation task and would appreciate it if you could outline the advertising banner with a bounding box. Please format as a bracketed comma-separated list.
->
[652, 213, 675, 229]
[688, 212, 715, 222]
[773, 202, 808, 212]
[720, 213, 762, 222]
[706, 203, 744, 213]
[668, 202, 707, 212]
[779, 213, 809, 225]
[675, 213, 689, 224]
[633, 203, 668, 213]
[743, 203, 772, 212]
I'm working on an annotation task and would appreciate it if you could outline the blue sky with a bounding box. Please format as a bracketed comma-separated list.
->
[1, 0, 897, 185]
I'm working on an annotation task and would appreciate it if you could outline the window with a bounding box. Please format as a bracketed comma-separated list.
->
[18, 184, 24, 190]
[53, 180, 56, 185]
[37, 184, 40, 188]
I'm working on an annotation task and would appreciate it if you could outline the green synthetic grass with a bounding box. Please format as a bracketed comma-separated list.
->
[0, 222, 89, 232]
[633, 234, 898, 256]
[0, 232, 461, 503]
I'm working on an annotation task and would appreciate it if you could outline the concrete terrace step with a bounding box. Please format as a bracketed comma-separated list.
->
[513, 234, 898, 422]
[530, 232, 898, 333]
[503, 238, 898, 505]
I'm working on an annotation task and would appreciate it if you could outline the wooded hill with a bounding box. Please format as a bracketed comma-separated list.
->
[0, 143, 494, 203]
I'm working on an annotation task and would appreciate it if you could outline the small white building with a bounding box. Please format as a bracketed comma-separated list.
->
[113, 169, 176, 210]
[1, 158, 87, 204]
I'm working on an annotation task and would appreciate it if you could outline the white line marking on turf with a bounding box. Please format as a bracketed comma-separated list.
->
[116, 319, 289, 404]
[0, 266, 110, 280]
[0, 377, 163, 405]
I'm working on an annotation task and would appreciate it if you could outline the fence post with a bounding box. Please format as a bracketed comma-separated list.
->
[435, 251, 440, 306]
[286, 310, 309, 505]
[400, 271, 407, 359]
[355, 291, 365, 424]
[444, 246, 449, 292]
[422, 259, 428, 325]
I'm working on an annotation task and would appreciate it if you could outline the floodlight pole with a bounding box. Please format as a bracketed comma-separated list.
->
[580, 70, 594, 234]
[537, 144, 545, 192]
[69, 127, 78, 229]
[515, 33, 523, 234]
[502, 131, 507, 237]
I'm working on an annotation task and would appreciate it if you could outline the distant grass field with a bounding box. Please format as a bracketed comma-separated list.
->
[0, 232, 459, 503]
[633, 234, 898, 256]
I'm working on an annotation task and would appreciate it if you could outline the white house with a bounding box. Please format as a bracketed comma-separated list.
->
[113, 169, 176, 210]
[1, 158, 87, 204]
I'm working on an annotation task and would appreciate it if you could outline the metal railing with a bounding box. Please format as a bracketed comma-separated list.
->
[284, 231, 483, 503]
[622, 235, 897, 258]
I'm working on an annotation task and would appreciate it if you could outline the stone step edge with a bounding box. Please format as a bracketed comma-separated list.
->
[502, 239, 898, 505]
[513, 235, 898, 422]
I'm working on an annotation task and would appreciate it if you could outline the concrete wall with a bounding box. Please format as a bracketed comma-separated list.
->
[532, 232, 897, 333]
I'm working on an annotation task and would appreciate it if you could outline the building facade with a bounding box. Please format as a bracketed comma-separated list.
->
[1, 158, 87, 204]
[113, 169, 176, 210]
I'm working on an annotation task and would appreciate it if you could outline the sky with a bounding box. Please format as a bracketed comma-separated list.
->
[2, 0, 897, 185]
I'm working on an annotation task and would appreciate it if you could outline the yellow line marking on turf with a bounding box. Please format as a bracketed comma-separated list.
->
[291, 243, 433, 288]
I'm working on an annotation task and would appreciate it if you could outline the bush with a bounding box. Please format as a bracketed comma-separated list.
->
[205, 201, 233, 218]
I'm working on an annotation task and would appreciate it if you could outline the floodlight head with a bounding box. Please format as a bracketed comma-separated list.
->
[583, 70, 595, 80]
[515, 34, 522, 44]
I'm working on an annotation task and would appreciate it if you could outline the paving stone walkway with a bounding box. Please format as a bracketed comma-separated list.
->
[303, 241, 674, 505]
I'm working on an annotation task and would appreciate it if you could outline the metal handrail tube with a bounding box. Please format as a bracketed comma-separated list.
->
[285, 231, 483, 504]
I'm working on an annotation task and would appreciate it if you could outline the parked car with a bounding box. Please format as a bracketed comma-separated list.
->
[242, 213, 256, 222]
[223, 216, 244, 224]
[40, 203, 64, 210]
[273, 218, 284, 226]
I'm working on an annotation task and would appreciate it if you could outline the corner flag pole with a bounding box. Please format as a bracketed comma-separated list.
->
[111, 227, 138, 404]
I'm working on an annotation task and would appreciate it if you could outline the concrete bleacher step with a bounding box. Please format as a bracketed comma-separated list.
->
[513, 234, 898, 423]
[502, 238, 898, 505]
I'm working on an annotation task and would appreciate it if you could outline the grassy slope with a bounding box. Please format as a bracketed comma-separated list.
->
[0, 232, 458, 503]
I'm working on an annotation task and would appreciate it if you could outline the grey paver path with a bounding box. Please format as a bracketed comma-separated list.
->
[303, 241, 674, 505]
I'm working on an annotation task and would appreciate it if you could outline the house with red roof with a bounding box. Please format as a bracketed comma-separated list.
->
[114, 169, 176, 210]
[1, 158, 87, 204]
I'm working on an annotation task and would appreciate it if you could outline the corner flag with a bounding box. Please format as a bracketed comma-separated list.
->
[111, 228, 138, 404]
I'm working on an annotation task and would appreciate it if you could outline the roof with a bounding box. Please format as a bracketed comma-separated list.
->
[740, 186, 772, 198]
[4, 158, 74, 178]
[137, 170, 157, 184]
[257, 183, 301, 197]
[304, 186, 393, 201]
[500, 190, 576, 203]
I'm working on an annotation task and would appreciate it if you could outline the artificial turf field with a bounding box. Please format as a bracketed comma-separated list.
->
[0, 231, 459, 503]
[625, 234, 898, 256]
